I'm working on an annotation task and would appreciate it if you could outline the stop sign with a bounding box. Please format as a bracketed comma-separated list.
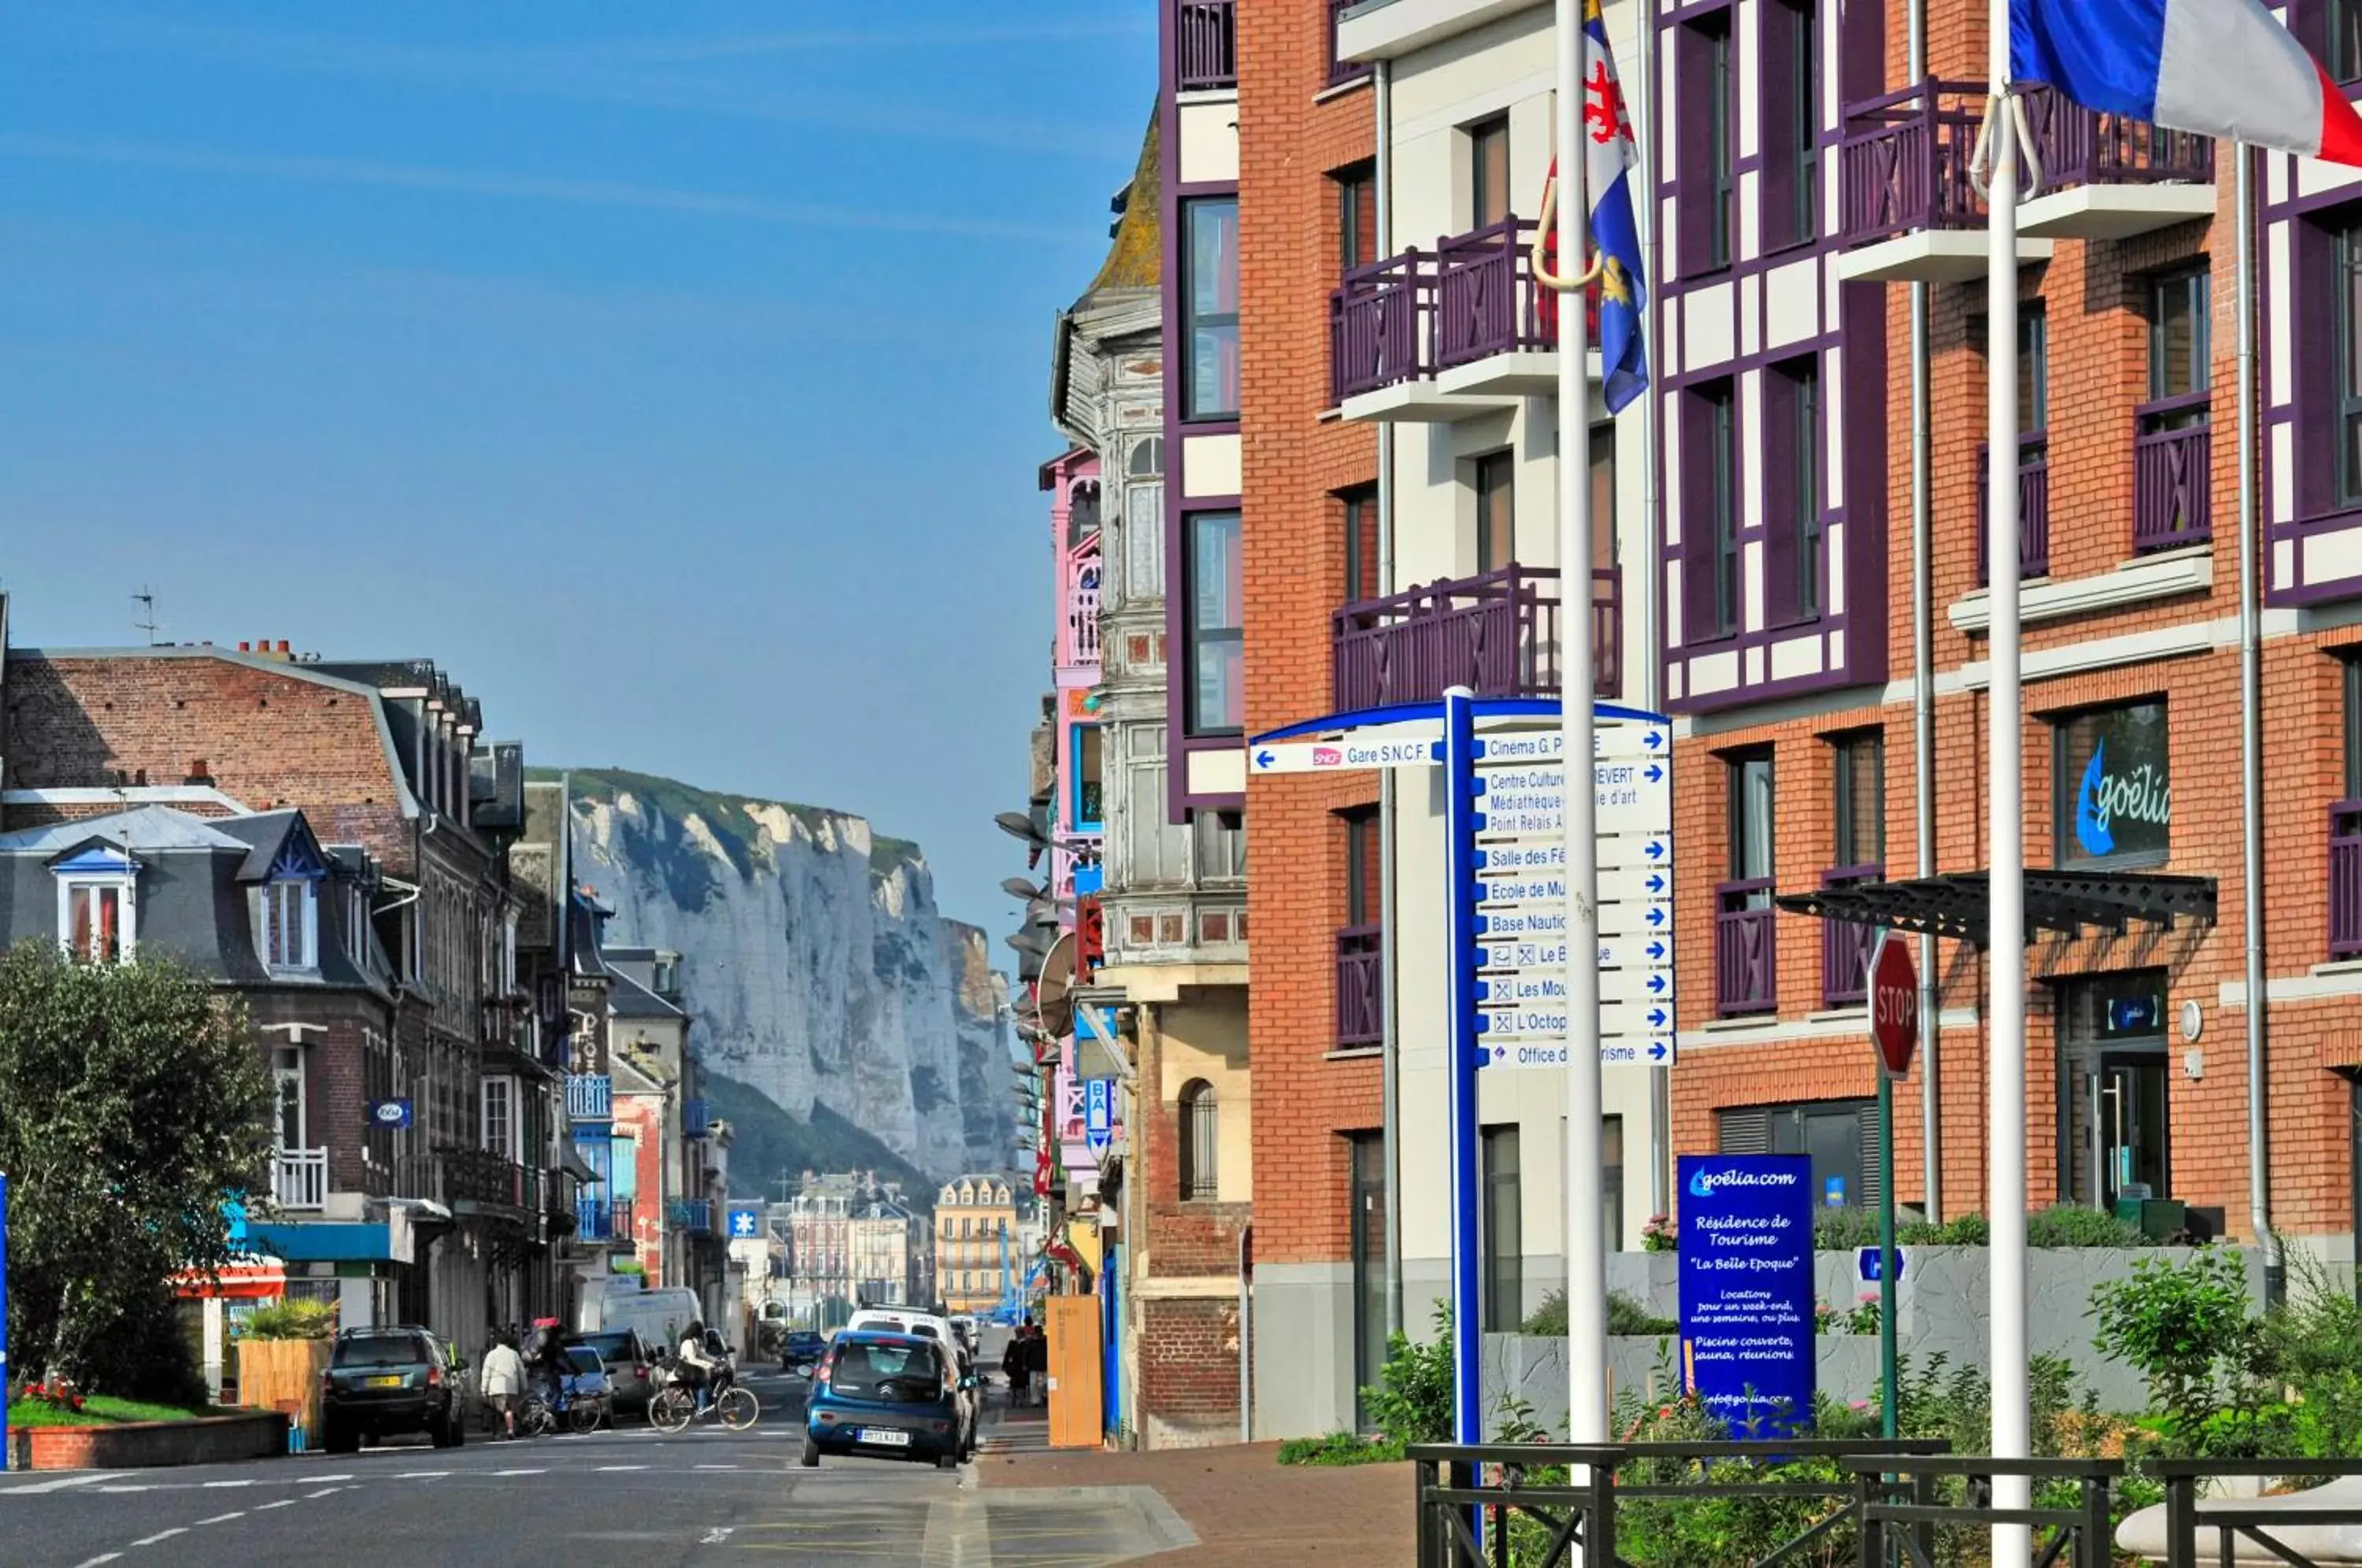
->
[1868, 933, 1918, 1077]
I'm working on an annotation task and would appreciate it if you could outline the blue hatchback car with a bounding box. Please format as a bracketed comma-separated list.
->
[802, 1331, 972, 1470]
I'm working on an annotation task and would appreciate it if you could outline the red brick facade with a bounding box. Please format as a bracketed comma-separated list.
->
[1237, 0, 1384, 1274]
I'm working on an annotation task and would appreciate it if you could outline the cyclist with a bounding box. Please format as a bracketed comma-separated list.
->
[676, 1320, 719, 1413]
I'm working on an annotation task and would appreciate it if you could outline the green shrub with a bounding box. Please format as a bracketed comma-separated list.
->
[1899, 1212, 1990, 1246]
[236, 1300, 339, 1341]
[2087, 1249, 2260, 1451]
[1812, 1208, 1879, 1251]
[1520, 1289, 1675, 1337]
[1278, 1431, 1404, 1466]
[2254, 1253, 2362, 1461]
[2027, 1203, 2154, 1248]
[1360, 1300, 1455, 1448]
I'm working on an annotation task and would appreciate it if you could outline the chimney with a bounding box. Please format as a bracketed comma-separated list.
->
[185, 759, 213, 787]
[277, 640, 291, 654]
[238, 642, 250, 652]
[134, 768, 148, 787]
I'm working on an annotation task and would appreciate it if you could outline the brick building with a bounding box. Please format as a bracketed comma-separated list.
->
[1654, 0, 2362, 1267]
[0, 642, 553, 1360]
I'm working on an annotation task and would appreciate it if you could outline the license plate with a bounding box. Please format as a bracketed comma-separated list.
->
[857, 1428, 911, 1448]
[365, 1375, 405, 1389]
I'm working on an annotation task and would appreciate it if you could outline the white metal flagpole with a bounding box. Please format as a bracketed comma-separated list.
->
[1983, 0, 2031, 1555]
[1555, 0, 1609, 1451]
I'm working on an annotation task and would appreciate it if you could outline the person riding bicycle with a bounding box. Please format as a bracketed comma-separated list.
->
[676, 1320, 720, 1413]
[522, 1317, 576, 1414]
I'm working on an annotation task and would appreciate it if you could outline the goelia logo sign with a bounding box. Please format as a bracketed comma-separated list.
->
[1687, 1165, 1801, 1198]
[2075, 740, 2171, 860]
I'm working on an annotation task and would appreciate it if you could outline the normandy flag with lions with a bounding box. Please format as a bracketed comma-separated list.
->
[1538, 0, 1649, 414]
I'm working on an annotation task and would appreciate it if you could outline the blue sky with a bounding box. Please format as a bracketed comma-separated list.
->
[0, 2, 1153, 938]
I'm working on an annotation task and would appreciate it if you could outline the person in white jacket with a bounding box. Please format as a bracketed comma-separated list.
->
[479, 1331, 527, 1440]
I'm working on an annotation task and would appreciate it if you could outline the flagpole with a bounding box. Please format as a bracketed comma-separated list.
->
[1555, 0, 1609, 1452]
[1984, 0, 2031, 1556]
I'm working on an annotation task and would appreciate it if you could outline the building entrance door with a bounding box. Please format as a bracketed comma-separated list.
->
[2057, 972, 2170, 1211]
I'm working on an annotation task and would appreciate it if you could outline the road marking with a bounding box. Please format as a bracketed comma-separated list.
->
[194, 1511, 246, 1525]
[394, 1470, 450, 1479]
[492, 1468, 546, 1477]
[693, 1464, 739, 1471]
[700, 1526, 736, 1544]
[200, 1480, 254, 1488]
[128, 1529, 186, 1547]
[256, 1500, 298, 1511]
[69, 1555, 121, 1567]
[308, 1474, 355, 1482]
[94, 1485, 153, 1494]
[2, 1473, 124, 1496]
[595, 1464, 648, 1472]
[303, 1486, 350, 1500]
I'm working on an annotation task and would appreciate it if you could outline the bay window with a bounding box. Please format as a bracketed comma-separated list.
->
[1187, 509, 1244, 734]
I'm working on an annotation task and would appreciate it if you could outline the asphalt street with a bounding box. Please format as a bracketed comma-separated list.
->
[0, 1369, 1192, 1568]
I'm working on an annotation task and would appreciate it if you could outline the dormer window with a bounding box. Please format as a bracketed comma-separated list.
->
[258, 878, 318, 971]
[52, 845, 139, 965]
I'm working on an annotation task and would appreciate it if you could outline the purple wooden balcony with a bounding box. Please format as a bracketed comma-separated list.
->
[1976, 438, 2051, 584]
[1331, 250, 1430, 402]
[1715, 881, 1779, 1017]
[1174, 1, 1236, 92]
[2020, 83, 2214, 189]
[1819, 865, 1881, 1008]
[1331, 564, 1620, 712]
[1840, 78, 1987, 246]
[1435, 217, 1552, 370]
[2133, 395, 2212, 553]
[1336, 924, 1383, 1049]
[1327, 0, 1372, 87]
[2334, 801, 2362, 960]
[1842, 79, 2208, 251]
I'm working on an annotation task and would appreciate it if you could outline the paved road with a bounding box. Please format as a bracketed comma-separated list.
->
[0, 1370, 1190, 1567]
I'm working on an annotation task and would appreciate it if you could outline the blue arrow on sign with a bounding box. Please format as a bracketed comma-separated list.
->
[1646, 940, 1668, 961]
[1645, 907, 1667, 928]
[1646, 1008, 1669, 1029]
[1644, 841, 1666, 861]
[1643, 764, 1664, 784]
[1646, 974, 1668, 995]
[1648, 1042, 1668, 1061]
[1645, 873, 1666, 893]
[1255, 749, 1275, 769]
[1644, 730, 1664, 749]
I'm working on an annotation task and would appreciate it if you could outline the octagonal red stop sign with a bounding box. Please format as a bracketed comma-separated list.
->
[1869, 934, 1918, 1078]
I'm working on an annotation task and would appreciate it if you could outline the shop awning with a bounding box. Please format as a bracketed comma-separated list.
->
[1774, 870, 2216, 948]
[242, 1221, 402, 1264]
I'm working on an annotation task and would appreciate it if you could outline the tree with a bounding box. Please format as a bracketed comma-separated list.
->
[0, 940, 274, 1396]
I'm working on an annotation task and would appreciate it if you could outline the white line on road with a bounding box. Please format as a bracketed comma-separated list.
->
[1, 1473, 123, 1496]
[93, 1485, 153, 1494]
[255, 1500, 297, 1511]
[194, 1511, 246, 1525]
[394, 1470, 450, 1479]
[693, 1464, 739, 1471]
[200, 1480, 254, 1488]
[594, 1465, 649, 1472]
[69, 1555, 120, 1567]
[491, 1468, 546, 1477]
[701, 1527, 736, 1545]
[127, 1528, 186, 1546]
[307, 1474, 355, 1482]
[302, 1486, 350, 1500]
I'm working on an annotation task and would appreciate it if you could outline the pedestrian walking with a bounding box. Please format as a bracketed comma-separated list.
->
[480, 1331, 526, 1440]
[1001, 1325, 1031, 1407]
[1022, 1321, 1049, 1408]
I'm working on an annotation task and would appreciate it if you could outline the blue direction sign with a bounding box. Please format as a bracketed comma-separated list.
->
[1084, 1078, 1113, 1156]
[368, 1099, 414, 1130]
[726, 1203, 763, 1241]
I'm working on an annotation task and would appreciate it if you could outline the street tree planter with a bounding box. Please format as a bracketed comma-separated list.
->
[236, 1337, 331, 1439]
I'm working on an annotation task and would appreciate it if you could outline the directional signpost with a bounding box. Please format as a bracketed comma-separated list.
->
[1868, 933, 1917, 1440]
[1084, 1078, 1113, 1158]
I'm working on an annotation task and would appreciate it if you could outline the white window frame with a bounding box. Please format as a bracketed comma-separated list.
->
[57, 875, 137, 964]
[482, 1074, 516, 1162]
[273, 1045, 306, 1151]
[256, 878, 320, 973]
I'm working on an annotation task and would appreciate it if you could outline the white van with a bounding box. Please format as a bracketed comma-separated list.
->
[579, 1285, 702, 1357]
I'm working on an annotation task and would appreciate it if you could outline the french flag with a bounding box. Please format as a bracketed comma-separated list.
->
[2012, 0, 2362, 165]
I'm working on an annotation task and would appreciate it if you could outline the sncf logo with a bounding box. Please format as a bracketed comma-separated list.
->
[1312, 747, 1343, 767]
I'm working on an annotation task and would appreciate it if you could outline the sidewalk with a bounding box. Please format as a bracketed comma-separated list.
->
[979, 1438, 1415, 1566]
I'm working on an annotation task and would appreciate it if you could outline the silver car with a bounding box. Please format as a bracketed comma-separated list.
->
[568, 1329, 661, 1421]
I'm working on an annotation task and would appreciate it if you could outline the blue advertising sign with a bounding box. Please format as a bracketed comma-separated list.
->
[1677, 1154, 1816, 1436]
[1083, 1079, 1113, 1156]
[368, 1099, 414, 1130]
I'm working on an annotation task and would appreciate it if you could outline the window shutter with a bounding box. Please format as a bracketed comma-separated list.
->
[1716, 1107, 1771, 1155]
[1857, 1103, 1884, 1208]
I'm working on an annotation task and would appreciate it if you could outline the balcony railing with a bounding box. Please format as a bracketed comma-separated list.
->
[1842, 79, 2211, 250]
[1336, 923, 1384, 1050]
[668, 1197, 715, 1234]
[1715, 880, 1778, 1017]
[1064, 546, 1101, 667]
[1820, 866, 1882, 1008]
[576, 1195, 635, 1243]
[2334, 801, 2362, 960]
[1327, 0, 1372, 87]
[565, 1072, 612, 1122]
[271, 1147, 328, 1211]
[1332, 564, 1620, 712]
[1174, 0, 1236, 91]
[2133, 394, 2212, 553]
[1976, 438, 2052, 583]
[683, 1097, 713, 1138]
[439, 1146, 524, 1209]
[1330, 217, 1600, 404]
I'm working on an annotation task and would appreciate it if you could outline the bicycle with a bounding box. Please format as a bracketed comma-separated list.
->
[518, 1384, 602, 1437]
[648, 1378, 758, 1434]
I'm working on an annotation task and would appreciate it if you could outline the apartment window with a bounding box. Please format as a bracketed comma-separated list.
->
[1179, 1079, 1220, 1200]
[1762, 0, 1819, 250]
[1342, 486, 1380, 604]
[1832, 731, 1886, 870]
[2020, 306, 2050, 436]
[1068, 480, 1102, 549]
[2149, 270, 2212, 406]
[59, 875, 135, 964]
[1684, 381, 1740, 641]
[1126, 436, 1166, 600]
[1183, 199, 1241, 421]
[1729, 751, 1775, 886]
[274, 1046, 305, 1150]
[2054, 701, 2171, 869]
[257, 878, 318, 971]
[2345, 656, 2362, 799]
[1468, 116, 1510, 229]
[482, 1076, 515, 1162]
[1072, 725, 1104, 831]
[1337, 161, 1379, 275]
[1474, 450, 1516, 572]
[2338, 222, 2362, 506]
[1187, 511, 1244, 734]
[1195, 808, 1248, 882]
[1480, 1125, 1523, 1332]
[1590, 425, 1620, 569]
[1719, 1099, 1879, 1208]
[1765, 356, 1822, 623]
[2330, 0, 2362, 84]
[1681, 14, 1736, 270]
[1345, 809, 1379, 926]
[1124, 725, 1183, 885]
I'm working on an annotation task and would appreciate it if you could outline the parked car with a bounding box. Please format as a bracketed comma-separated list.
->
[570, 1329, 659, 1420]
[562, 1344, 616, 1430]
[843, 1308, 975, 1454]
[779, 1329, 827, 1374]
[320, 1326, 465, 1452]
[802, 1331, 973, 1470]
